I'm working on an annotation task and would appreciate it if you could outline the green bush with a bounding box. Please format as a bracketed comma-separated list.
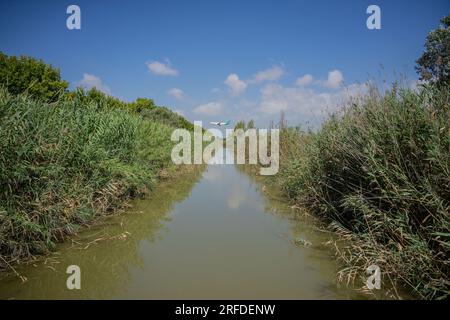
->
[141, 106, 194, 130]
[66, 88, 190, 130]
[278, 84, 450, 299]
[128, 97, 156, 113]
[0, 52, 68, 102]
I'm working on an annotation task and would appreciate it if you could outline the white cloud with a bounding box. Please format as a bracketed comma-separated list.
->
[223, 66, 283, 96]
[296, 74, 314, 87]
[224, 74, 247, 96]
[258, 82, 369, 117]
[78, 73, 111, 95]
[249, 66, 284, 84]
[259, 84, 333, 115]
[227, 186, 247, 210]
[193, 102, 224, 116]
[323, 69, 344, 89]
[168, 88, 184, 100]
[146, 60, 179, 76]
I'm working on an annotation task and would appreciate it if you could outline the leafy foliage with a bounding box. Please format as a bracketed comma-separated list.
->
[128, 97, 156, 113]
[0, 52, 190, 126]
[0, 52, 68, 102]
[416, 15, 450, 86]
[141, 106, 194, 130]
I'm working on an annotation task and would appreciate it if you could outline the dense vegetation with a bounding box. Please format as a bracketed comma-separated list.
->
[0, 53, 68, 102]
[416, 15, 450, 87]
[0, 51, 192, 129]
[0, 53, 192, 269]
[275, 84, 449, 299]
[67, 88, 193, 130]
[238, 16, 450, 299]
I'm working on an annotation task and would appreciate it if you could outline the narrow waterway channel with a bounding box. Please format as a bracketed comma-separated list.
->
[0, 152, 367, 299]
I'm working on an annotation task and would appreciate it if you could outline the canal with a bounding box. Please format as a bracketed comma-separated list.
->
[0, 152, 365, 299]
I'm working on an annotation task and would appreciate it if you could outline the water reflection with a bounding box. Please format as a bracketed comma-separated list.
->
[0, 157, 366, 299]
[0, 166, 205, 299]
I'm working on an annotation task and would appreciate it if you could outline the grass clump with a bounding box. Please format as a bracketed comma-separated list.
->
[0, 88, 177, 267]
[277, 84, 449, 299]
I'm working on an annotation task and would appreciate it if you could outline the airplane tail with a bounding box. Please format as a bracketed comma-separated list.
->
[225, 120, 231, 125]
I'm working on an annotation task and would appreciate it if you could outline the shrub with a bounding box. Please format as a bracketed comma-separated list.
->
[0, 52, 68, 102]
[140, 106, 194, 130]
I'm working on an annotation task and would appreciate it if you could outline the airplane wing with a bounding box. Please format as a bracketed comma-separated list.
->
[210, 121, 231, 126]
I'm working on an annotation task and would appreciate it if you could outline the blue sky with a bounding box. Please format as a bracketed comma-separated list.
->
[0, 0, 448, 127]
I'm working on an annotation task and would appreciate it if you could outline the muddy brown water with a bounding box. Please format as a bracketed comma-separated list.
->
[0, 155, 370, 299]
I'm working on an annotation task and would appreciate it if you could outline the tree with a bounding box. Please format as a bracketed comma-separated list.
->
[416, 15, 450, 86]
[129, 97, 155, 113]
[0, 52, 68, 102]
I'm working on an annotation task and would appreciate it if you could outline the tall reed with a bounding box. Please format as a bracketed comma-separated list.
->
[0, 88, 176, 267]
[277, 84, 449, 299]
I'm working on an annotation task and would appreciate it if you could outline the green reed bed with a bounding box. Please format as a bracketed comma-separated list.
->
[0, 88, 176, 268]
[277, 84, 449, 299]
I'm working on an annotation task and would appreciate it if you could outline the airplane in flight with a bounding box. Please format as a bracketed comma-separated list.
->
[209, 120, 231, 126]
